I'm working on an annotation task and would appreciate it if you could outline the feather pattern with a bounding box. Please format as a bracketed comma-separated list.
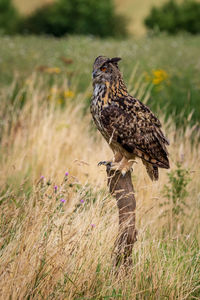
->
[91, 56, 170, 180]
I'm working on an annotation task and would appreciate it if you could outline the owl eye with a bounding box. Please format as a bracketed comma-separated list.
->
[100, 66, 107, 72]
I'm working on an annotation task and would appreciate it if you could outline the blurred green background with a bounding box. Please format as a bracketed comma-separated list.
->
[11, 0, 200, 36]
[0, 0, 200, 126]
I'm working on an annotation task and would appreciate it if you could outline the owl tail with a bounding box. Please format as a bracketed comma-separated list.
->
[142, 160, 159, 181]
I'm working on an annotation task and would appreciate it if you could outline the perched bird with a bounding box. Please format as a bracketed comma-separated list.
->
[90, 56, 170, 180]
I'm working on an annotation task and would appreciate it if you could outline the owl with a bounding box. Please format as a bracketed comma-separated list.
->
[90, 56, 170, 180]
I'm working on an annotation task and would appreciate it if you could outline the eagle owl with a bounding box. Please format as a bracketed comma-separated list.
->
[90, 56, 170, 180]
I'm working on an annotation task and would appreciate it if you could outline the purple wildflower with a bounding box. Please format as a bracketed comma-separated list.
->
[65, 172, 69, 176]
[60, 198, 66, 203]
[40, 175, 45, 180]
[54, 185, 58, 192]
[80, 199, 84, 203]
[91, 224, 95, 228]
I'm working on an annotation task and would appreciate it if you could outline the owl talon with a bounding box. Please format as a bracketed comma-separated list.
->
[110, 159, 134, 175]
[98, 161, 111, 167]
[98, 158, 134, 175]
[121, 168, 131, 176]
[121, 170, 127, 176]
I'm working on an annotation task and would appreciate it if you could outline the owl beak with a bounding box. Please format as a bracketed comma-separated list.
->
[92, 70, 98, 79]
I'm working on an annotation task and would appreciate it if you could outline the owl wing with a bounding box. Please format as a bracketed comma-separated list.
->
[101, 99, 170, 169]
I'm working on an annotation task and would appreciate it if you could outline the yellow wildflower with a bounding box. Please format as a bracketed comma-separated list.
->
[152, 69, 168, 85]
[145, 69, 169, 86]
[45, 67, 61, 74]
[64, 90, 75, 98]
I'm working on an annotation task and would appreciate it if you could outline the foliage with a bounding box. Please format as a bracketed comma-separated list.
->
[0, 0, 19, 34]
[0, 75, 200, 298]
[1, 35, 200, 126]
[145, 0, 200, 35]
[19, 0, 127, 37]
[160, 162, 192, 232]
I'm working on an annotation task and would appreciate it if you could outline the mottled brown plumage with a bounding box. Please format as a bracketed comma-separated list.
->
[90, 56, 170, 180]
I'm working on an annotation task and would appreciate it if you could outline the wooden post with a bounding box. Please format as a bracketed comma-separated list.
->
[106, 166, 137, 267]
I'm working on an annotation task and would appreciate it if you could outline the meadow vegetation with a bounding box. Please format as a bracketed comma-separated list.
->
[17, 0, 127, 38]
[0, 34, 200, 297]
[1, 35, 200, 126]
[14, 0, 200, 36]
[145, 0, 200, 35]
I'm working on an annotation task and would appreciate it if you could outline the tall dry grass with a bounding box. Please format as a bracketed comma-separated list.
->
[0, 74, 200, 299]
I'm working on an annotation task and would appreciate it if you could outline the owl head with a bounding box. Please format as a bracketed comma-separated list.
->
[92, 56, 122, 85]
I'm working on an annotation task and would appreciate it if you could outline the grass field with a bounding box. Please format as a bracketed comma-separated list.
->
[0, 34, 200, 299]
[0, 69, 200, 299]
[1, 35, 200, 125]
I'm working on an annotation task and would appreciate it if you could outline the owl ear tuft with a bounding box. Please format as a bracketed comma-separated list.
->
[108, 57, 122, 68]
[110, 57, 122, 63]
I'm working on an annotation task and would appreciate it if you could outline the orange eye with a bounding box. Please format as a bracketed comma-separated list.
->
[101, 66, 107, 72]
